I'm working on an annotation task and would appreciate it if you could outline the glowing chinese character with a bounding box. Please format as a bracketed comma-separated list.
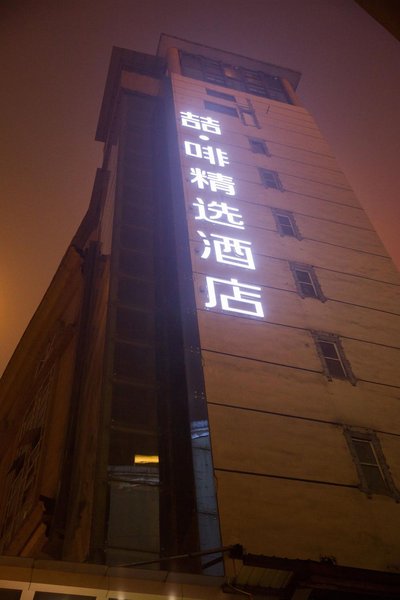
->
[198, 231, 255, 270]
[205, 277, 264, 318]
[184, 141, 229, 167]
[180, 111, 221, 135]
[200, 116, 221, 135]
[180, 111, 201, 130]
[193, 198, 244, 229]
[190, 168, 235, 196]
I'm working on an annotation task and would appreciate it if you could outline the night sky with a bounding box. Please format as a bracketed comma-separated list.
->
[1, 0, 399, 375]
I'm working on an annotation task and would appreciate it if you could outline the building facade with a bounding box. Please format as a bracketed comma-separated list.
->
[0, 35, 400, 599]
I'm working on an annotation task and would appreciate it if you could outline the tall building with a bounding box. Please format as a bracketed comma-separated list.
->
[1, 35, 400, 599]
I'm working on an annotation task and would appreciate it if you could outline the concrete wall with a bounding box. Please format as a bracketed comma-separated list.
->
[172, 73, 400, 573]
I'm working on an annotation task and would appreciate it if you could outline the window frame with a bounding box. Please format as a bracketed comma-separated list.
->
[272, 208, 301, 240]
[290, 262, 326, 301]
[204, 100, 238, 118]
[312, 331, 356, 384]
[239, 107, 259, 127]
[344, 428, 400, 500]
[179, 51, 292, 104]
[249, 137, 270, 155]
[206, 88, 236, 102]
[258, 168, 283, 191]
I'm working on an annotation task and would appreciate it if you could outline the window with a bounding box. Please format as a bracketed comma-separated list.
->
[259, 168, 283, 191]
[344, 429, 399, 499]
[290, 262, 326, 301]
[249, 138, 269, 155]
[180, 52, 292, 104]
[206, 88, 236, 102]
[239, 108, 258, 127]
[204, 100, 238, 117]
[312, 332, 356, 383]
[272, 209, 301, 239]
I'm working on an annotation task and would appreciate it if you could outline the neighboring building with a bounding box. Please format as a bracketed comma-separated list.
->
[1, 34, 400, 599]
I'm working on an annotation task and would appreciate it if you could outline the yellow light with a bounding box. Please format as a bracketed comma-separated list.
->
[134, 454, 159, 464]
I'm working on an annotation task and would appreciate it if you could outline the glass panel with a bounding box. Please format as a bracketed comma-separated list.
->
[296, 270, 312, 284]
[361, 464, 388, 493]
[115, 307, 154, 343]
[120, 225, 153, 253]
[109, 429, 158, 466]
[34, 594, 95, 600]
[300, 282, 317, 298]
[107, 481, 159, 556]
[119, 248, 154, 280]
[113, 341, 155, 381]
[204, 100, 238, 117]
[112, 383, 157, 429]
[324, 357, 347, 379]
[0, 590, 22, 600]
[352, 439, 377, 464]
[319, 341, 339, 359]
[206, 88, 236, 102]
[250, 139, 267, 154]
[117, 277, 154, 309]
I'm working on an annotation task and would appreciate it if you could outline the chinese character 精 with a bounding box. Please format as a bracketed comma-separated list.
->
[190, 168, 235, 196]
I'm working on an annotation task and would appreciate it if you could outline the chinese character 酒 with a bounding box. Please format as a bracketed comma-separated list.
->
[198, 231, 255, 270]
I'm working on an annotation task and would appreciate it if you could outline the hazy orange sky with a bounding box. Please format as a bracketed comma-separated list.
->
[1, 0, 399, 375]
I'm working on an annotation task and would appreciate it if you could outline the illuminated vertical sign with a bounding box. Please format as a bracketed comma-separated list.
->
[180, 110, 264, 319]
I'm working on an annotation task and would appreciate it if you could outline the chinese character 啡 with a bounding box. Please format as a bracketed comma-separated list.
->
[184, 141, 229, 167]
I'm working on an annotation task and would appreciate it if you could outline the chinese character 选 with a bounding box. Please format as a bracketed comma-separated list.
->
[193, 198, 244, 229]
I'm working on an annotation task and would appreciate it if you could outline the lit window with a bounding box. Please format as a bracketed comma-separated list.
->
[259, 168, 283, 190]
[290, 262, 326, 301]
[272, 209, 301, 239]
[312, 332, 356, 383]
[344, 429, 400, 499]
[249, 138, 269, 155]
[204, 100, 238, 118]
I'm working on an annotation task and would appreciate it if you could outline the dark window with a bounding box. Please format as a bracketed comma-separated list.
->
[34, 594, 96, 600]
[204, 100, 238, 117]
[259, 168, 283, 191]
[272, 209, 301, 239]
[206, 88, 236, 102]
[249, 138, 269, 155]
[0, 590, 21, 600]
[290, 263, 326, 301]
[312, 332, 356, 383]
[344, 429, 400, 499]
[240, 108, 258, 127]
[180, 52, 291, 104]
